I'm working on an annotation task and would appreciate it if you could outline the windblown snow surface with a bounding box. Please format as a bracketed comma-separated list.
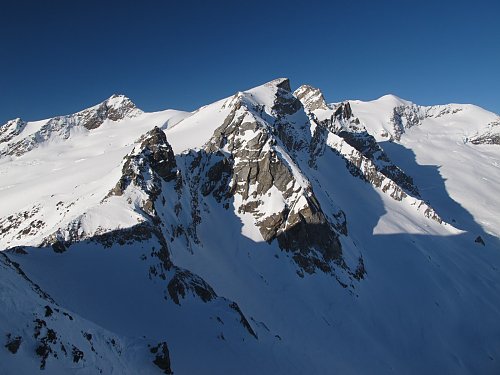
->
[1, 80, 499, 374]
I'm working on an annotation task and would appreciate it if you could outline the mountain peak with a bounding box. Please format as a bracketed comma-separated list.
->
[264, 77, 291, 92]
[242, 78, 291, 99]
[240, 78, 297, 114]
[375, 94, 412, 107]
[294, 84, 328, 111]
[77, 93, 143, 129]
[107, 93, 130, 102]
[103, 94, 139, 112]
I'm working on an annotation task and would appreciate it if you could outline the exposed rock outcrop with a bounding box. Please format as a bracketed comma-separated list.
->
[150, 342, 173, 374]
[81, 94, 141, 130]
[109, 126, 178, 216]
[167, 268, 216, 305]
[0, 118, 27, 144]
[295, 85, 422, 199]
[470, 119, 500, 145]
[294, 85, 328, 111]
[390, 104, 425, 140]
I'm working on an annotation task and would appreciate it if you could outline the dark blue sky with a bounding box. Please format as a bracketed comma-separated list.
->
[1, 0, 499, 124]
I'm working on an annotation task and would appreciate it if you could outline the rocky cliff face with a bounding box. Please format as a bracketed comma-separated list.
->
[198, 84, 346, 276]
[386, 102, 468, 141]
[294, 85, 435, 213]
[293, 84, 328, 111]
[109, 126, 178, 204]
[390, 104, 425, 140]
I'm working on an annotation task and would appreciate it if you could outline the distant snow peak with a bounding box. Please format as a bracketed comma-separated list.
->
[376, 94, 412, 107]
[107, 93, 129, 102]
[0, 94, 143, 158]
[84, 94, 142, 129]
[104, 94, 140, 116]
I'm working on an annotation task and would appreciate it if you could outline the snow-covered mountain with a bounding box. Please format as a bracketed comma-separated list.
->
[1, 78, 499, 374]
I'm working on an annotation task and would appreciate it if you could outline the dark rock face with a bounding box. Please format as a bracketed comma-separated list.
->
[267, 77, 292, 93]
[334, 102, 353, 120]
[137, 127, 177, 182]
[5, 334, 22, 354]
[338, 130, 420, 197]
[200, 153, 234, 203]
[82, 94, 139, 130]
[390, 104, 424, 140]
[229, 302, 258, 339]
[271, 79, 302, 117]
[92, 223, 155, 247]
[475, 236, 486, 246]
[110, 126, 177, 202]
[337, 130, 381, 160]
[471, 134, 500, 145]
[51, 241, 66, 253]
[0, 206, 42, 241]
[276, 195, 341, 253]
[167, 268, 216, 305]
[150, 342, 173, 374]
[200, 84, 347, 276]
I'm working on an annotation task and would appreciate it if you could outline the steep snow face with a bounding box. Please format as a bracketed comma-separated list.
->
[1, 79, 500, 375]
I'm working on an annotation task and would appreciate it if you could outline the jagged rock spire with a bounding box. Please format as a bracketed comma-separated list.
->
[294, 84, 328, 111]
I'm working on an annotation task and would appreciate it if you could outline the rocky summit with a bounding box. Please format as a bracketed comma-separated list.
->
[1, 78, 499, 374]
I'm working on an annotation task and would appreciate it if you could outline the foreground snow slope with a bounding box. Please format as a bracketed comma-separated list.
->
[1, 79, 499, 374]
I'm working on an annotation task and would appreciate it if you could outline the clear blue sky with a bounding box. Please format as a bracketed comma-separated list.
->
[1, 0, 499, 124]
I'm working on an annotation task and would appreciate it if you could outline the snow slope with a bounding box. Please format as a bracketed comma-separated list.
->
[350, 96, 500, 237]
[1, 79, 500, 374]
